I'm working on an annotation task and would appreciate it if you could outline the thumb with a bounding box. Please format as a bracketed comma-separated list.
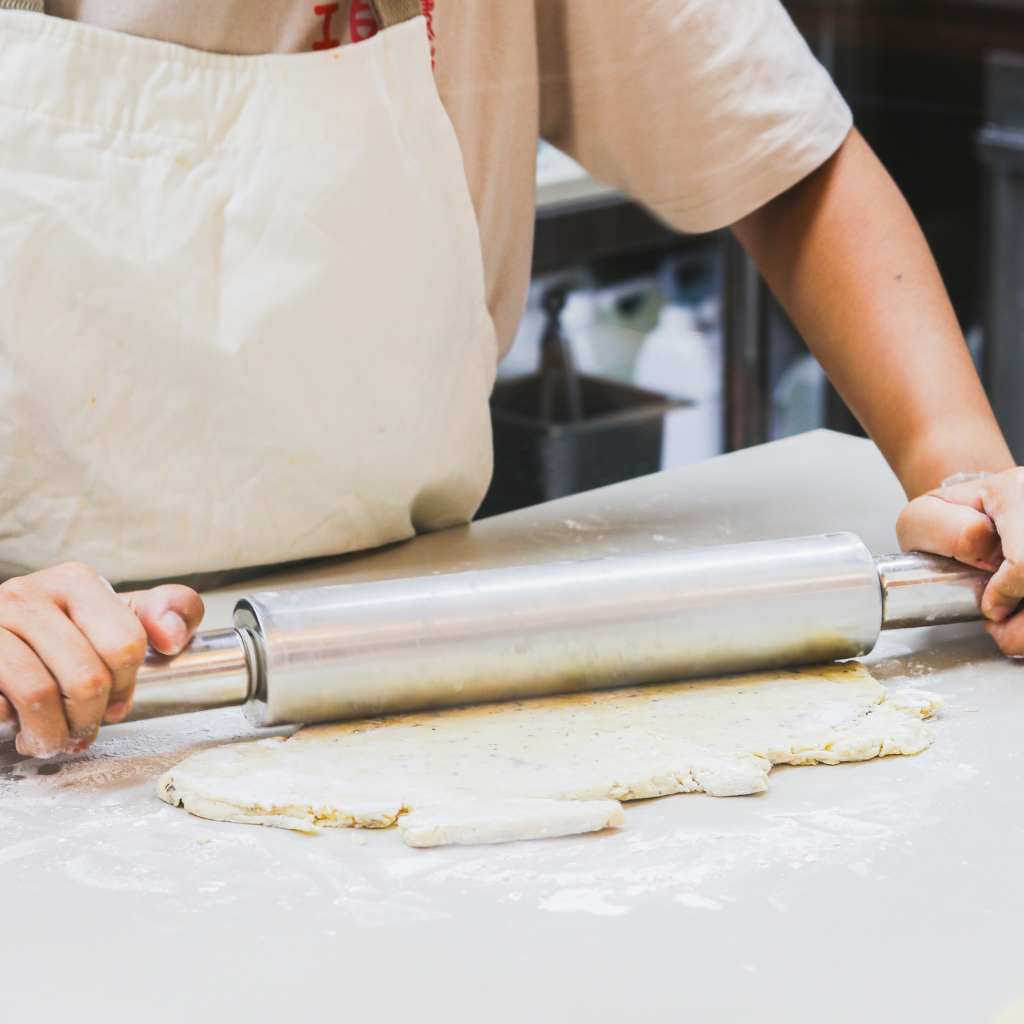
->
[123, 584, 205, 656]
[896, 493, 1002, 570]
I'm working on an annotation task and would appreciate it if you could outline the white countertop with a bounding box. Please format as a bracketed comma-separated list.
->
[3, 431, 1022, 1023]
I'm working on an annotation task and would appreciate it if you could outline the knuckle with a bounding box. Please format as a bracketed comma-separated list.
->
[981, 472, 1004, 499]
[17, 680, 58, 712]
[0, 575, 39, 605]
[67, 669, 110, 703]
[102, 632, 148, 672]
[57, 561, 99, 584]
[986, 468, 1024, 509]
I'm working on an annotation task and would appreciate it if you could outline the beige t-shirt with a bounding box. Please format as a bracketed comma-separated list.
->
[42, 0, 852, 357]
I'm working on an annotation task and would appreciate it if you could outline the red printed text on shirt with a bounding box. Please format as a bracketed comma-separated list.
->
[313, 3, 341, 50]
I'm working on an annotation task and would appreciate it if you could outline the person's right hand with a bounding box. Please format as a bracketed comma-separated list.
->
[896, 467, 1024, 654]
[0, 563, 204, 758]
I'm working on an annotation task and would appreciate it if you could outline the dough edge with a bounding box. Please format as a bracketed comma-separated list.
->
[157, 671, 941, 848]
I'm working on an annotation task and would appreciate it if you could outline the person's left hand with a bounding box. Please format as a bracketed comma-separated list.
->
[896, 467, 1024, 655]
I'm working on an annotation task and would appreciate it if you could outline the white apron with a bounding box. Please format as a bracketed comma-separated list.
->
[0, 1, 497, 583]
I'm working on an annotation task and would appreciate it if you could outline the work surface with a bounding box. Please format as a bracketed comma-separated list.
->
[2, 431, 1022, 1023]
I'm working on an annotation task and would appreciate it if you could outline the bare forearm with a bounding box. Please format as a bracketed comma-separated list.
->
[732, 129, 1013, 498]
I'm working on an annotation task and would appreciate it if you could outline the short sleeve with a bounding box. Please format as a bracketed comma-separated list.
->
[536, 0, 853, 233]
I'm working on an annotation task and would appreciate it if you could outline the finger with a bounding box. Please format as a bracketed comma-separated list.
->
[36, 564, 148, 722]
[0, 594, 112, 745]
[0, 693, 16, 743]
[979, 470, 1024, 565]
[985, 615, 1024, 657]
[0, 629, 69, 758]
[982, 558, 1024, 622]
[124, 585, 205, 656]
[896, 494, 1002, 570]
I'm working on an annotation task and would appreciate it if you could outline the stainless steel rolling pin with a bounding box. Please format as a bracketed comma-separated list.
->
[123, 532, 991, 729]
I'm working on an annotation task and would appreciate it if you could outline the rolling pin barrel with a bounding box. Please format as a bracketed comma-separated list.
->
[235, 532, 883, 726]
[127, 533, 992, 729]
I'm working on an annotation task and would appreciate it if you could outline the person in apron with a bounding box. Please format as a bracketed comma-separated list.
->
[0, 0, 1020, 758]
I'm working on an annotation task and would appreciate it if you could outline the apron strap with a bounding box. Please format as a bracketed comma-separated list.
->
[368, 0, 422, 29]
[0, 1, 44, 10]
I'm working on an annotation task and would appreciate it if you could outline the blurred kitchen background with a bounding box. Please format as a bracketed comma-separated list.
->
[480, 0, 1024, 517]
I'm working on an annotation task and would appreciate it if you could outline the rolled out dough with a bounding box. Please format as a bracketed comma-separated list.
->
[158, 663, 940, 848]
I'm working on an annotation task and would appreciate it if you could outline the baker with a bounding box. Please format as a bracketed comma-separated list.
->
[0, 0, 1019, 759]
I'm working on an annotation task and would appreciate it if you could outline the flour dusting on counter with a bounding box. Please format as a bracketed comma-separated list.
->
[0, 630, 1001, 922]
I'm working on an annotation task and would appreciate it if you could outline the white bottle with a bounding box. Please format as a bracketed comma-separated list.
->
[634, 304, 724, 469]
[564, 279, 661, 384]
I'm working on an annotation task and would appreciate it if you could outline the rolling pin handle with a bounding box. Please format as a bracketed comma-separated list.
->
[876, 552, 990, 630]
[124, 627, 256, 723]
